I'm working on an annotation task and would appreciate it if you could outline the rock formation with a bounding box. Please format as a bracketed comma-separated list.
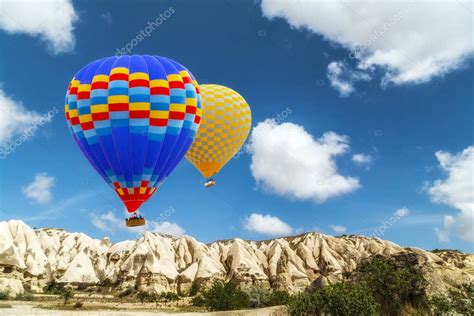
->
[0, 220, 472, 296]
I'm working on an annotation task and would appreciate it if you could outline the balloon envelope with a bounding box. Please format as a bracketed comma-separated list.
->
[185, 84, 251, 178]
[65, 55, 201, 212]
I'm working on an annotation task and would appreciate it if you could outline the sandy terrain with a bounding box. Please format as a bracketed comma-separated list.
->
[0, 301, 287, 316]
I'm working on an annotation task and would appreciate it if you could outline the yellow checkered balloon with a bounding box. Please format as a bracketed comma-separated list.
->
[186, 84, 251, 178]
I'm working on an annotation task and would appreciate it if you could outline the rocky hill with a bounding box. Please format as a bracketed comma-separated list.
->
[0, 220, 472, 296]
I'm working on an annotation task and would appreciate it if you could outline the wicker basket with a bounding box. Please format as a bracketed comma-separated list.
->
[125, 218, 146, 227]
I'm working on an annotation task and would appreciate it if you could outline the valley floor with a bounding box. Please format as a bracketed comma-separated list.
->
[0, 301, 288, 316]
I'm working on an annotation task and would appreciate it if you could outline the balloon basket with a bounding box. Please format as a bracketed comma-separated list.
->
[204, 179, 216, 188]
[125, 218, 146, 227]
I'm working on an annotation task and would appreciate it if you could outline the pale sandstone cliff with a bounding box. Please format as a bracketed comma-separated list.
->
[0, 220, 472, 296]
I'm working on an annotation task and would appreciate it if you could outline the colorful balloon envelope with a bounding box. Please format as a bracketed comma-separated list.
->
[185, 84, 251, 182]
[65, 55, 201, 214]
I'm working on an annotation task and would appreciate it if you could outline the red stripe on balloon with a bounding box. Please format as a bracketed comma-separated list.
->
[92, 112, 109, 121]
[186, 106, 196, 114]
[169, 81, 184, 89]
[129, 79, 149, 88]
[91, 81, 108, 90]
[130, 110, 150, 119]
[81, 121, 94, 131]
[169, 111, 185, 120]
[110, 73, 128, 81]
[150, 118, 168, 126]
[109, 103, 129, 111]
[150, 87, 169, 95]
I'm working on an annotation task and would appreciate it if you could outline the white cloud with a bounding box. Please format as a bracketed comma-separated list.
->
[329, 224, 347, 234]
[22, 173, 55, 204]
[0, 0, 78, 54]
[426, 147, 474, 243]
[150, 221, 185, 236]
[394, 207, 410, 218]
[90, 210, 184, 236]
[435, 215, 456, 243]
[248, 120, 360, 202]
[90, 211, 122, 232]
[0, 89, 47, 146]
[352, 153, 373, 165]
[261, 0, 473, 89]
[243, 213, 293, 236]
[327, 61, 370, 96]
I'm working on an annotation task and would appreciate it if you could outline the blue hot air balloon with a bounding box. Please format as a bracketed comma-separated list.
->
[65, 55, 202, 226]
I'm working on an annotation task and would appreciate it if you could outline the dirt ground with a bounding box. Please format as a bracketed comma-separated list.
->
[0, 299, 288, 316]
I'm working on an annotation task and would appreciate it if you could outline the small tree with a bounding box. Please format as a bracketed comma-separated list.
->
[194, 280, 251, 311]
[287, 282, 378, 316]
[62, 288, 74, 305]
[137, 291, 150, 304]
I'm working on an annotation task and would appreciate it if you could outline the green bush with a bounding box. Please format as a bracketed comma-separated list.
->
[137, 291, 150, 304]
[62, 288, 74, 305]
[264, 291, 291, 306]
[428, 285, 473, 315]
[189, 281, 199, 296]
[0, 290, 10, 300]
[160, 291, 179, 302]
[287, 282, 378, 316]
[191, 294, 205, 307]
[192, 280, 250, 311]
[118, 286, 135, 298]
[73, 301, 83, 309]
[15, 292, 34, 301]
[360, 256, 427, 314]
[247, 286, 270, 308]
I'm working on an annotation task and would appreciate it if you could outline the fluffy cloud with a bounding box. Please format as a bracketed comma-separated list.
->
[0, 0, 78, 54]
[0, 89, 46, 146]
[248, 120, 360, 202]
[22, 173, 55, 204]
[91, 211, 122, 232]
[327, 61, 370, 96]
[150, 221, 185, 236]
[352, 153, 373, 165]
[435, 215, 456, 243]
[90, 210, 185, 236]
[329, 224, 347, 234]
[261, 0, 473, 89]
[243, 213, 293, 236]
[426, 147, 473, 243]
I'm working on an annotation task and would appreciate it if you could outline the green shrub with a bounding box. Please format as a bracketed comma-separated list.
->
[264, 291, 291, 306]
[61, 288, 74, 305]
[137, 291, 149, 304]
[247, 286, 270, 308]
[15, 292, 34, 301]
[192, 280, 250, 311]
[191, 295, 205, 307]
[160, 291, 179, 302]
[360, 256, 427, 314]
[0, 291, 9, 300]
[73, 301, 83, 309]
[118, 286, 134, 298]
[428, 285, 473, 315]
[189, 281, 199, 296]
[287, 282, 378, 316]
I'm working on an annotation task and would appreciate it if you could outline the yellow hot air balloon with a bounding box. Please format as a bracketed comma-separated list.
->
[186, 84, 251, 187]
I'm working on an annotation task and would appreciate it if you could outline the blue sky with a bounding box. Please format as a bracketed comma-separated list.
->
[0, 0, 472, 252]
